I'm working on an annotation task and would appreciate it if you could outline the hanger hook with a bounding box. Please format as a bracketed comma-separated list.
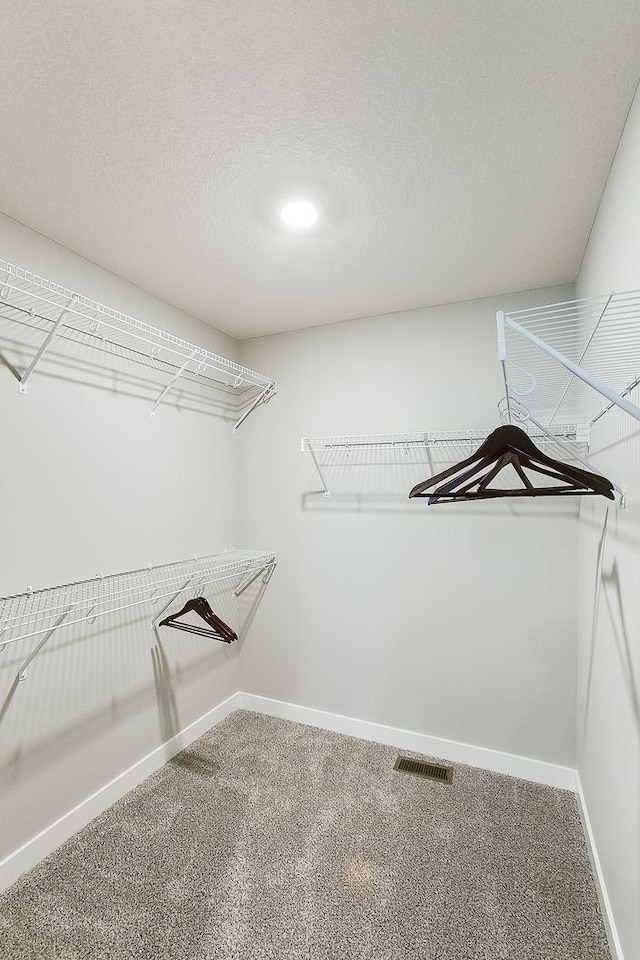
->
[192, 578, 205, 599]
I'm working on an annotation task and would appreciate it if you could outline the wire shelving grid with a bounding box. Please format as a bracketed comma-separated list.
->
[498, 291, 640, 431]
[302, 427, 588, 497]
[0, 549, 277, 680]
[0, 259, 276, 429]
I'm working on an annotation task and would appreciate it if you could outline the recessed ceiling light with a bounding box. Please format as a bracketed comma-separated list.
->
[280, 200, 318, 230]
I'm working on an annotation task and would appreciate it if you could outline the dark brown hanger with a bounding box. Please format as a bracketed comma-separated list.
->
[159, 596, 237, 643]
[409, 425, 615, 504]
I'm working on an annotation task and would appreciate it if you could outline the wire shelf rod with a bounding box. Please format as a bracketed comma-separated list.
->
[0, 259, 277, 425]
[301, 427, 589, 497]
[0, 280, 255, 387]
[0, 307, 260, 403]
[0, 268, 257, 378]
[0, 560, 274, 640]
[0, 550, 277, 647]
[302, 426, 583, 453]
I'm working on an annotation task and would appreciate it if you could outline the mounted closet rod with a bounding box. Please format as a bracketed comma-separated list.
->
[0, 259, 277, 430]
[0, 550, 276, 681]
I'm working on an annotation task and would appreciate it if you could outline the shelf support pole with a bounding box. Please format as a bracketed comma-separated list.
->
[497, 310, 513, 424]
[233, 382, 276, 433]
[233, 558, 276, 598]
[17, 606, 73, 681]
[505, 316, 640, 423]
[19, 297, 75, 393]
[151, 350, 199, 418]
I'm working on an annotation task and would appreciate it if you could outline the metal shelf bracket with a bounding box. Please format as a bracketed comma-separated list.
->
[233, 381, 277, 433]
[233, 556, 277, 598]
[308, 446, 331, 497]
[151, 350, 201, 418]
[19, 296, 76, 393]
[149, 575, 196, 631]
[17, 606, 73, 681]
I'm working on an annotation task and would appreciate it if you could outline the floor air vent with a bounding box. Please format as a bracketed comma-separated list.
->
[394, 756, 454, 784]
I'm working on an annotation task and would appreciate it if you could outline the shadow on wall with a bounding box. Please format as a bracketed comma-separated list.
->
[582, 506, 640, 739]
[300, 451, 582, 515]
[602, 560, 640, 726]
[152, 640, 180, 743]
[0, 324, 248, 425]
[0, 571, 271, 809]
[302, 489, 580, 518]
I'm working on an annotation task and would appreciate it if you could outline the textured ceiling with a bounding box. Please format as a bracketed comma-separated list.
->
[1, 2, 639, 339]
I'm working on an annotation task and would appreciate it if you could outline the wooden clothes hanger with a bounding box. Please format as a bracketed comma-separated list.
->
[159, 596, 237, 643]
[409, 425, 615, 504]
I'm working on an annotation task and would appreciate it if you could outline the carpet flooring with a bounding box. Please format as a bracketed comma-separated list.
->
[0, 711, 610, 959]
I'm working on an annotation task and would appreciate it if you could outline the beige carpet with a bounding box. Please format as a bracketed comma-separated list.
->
[0, 710, 610, 959]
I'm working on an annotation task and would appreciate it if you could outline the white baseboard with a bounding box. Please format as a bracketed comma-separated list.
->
[0, 691, 240, 894]
[575, 773, 624, 960]
[237, 692, 577, 791]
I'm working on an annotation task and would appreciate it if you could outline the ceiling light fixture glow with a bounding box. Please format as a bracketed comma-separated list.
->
[280, 200, 318, 230]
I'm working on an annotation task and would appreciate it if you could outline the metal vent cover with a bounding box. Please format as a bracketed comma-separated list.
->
[394, 756, 454, 784]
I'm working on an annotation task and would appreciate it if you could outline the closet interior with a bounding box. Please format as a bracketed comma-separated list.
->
[1, 4, 639, 959]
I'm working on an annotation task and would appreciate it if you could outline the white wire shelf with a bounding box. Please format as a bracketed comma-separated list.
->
[0, 549, 277, 680]
[498, 291, 640, 429]
[302, 427, 588, 497]
[0, 259, 276, 429]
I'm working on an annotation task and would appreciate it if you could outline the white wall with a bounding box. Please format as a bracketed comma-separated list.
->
[0, 214, 579, 883]
[4, 183, 621, 918]
[238, 285, 578, 767]
[575, 84, 640, 960]
[0, 215, 247, 863]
